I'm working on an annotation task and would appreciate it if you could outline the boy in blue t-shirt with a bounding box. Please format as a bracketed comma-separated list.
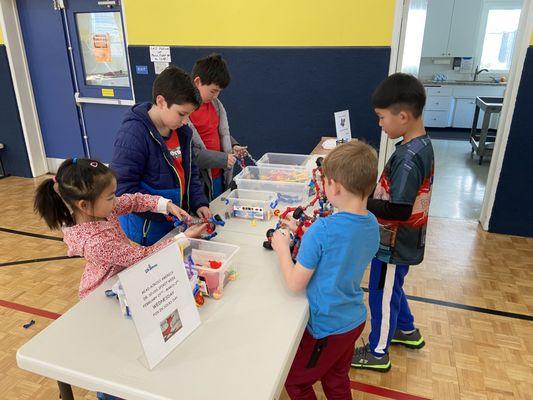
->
[271, 141, 380, 399]
[351, 73, 434, 372]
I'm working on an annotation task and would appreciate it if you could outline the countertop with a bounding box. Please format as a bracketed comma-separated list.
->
[423, 80, 507, 87]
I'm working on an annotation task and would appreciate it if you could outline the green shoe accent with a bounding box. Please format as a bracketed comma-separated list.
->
[390, 328, 426, 349]
[351, 344, 392, 372]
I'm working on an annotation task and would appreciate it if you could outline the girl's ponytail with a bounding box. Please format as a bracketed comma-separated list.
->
[34, 177, 74, 230]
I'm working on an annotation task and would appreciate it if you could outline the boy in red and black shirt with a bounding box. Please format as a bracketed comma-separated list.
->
[351, 73, 434, 372]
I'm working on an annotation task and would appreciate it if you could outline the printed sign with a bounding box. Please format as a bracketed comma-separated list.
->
[334, 110, 352, 143]
[118, 242, 201, 369]
[136, 65, 149, 75]
[154, 62, 169, 75]
[149, 46, 171, 63]
[92, 33, 111, 62]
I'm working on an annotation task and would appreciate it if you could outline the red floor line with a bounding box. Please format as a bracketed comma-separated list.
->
[0, 299, 62, 320]
[350, 381, 430, 400]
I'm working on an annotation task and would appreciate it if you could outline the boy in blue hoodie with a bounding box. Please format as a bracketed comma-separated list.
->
[111, 66, 210, 246]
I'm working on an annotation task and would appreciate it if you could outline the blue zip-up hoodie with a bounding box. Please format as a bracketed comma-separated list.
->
[110, 102, 209, 246]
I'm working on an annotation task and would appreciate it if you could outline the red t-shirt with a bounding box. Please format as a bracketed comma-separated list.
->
[164, 131, 186, 197]
[190, 102, 222, 179]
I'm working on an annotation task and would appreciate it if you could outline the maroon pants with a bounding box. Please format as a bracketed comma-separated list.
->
[285, 322, 365, 400]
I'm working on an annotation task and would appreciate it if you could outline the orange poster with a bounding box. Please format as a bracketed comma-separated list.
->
[92, 33, 111, 62]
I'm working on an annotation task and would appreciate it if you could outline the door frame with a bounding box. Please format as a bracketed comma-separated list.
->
[0, 0, 47, 176]
[384, 0, 533, 230]
[0, 0, 136, 175]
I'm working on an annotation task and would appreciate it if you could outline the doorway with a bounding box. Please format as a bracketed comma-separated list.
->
[3, 0, 134, 171]
[385, 0, 530, 223]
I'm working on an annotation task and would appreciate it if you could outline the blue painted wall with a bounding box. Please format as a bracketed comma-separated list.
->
[128, 46, 390, 158]
[489, 46, 533, 237]
[0, 45, 31, 177]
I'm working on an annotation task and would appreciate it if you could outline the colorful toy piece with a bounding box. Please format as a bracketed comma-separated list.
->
[171, 214, 225, 240]
[208, 260, 223, 269]
[263, 157, 333, 259]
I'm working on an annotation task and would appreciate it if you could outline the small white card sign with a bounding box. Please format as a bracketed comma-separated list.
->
[334, 110, 352, 143]
[118, 242, 201, 369]
[154, 61, 169, 75]
[149, 46, 171, 63]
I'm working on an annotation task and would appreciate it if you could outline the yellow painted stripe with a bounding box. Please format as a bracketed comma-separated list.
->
[0, 28, 4, 45]
[124, 0, 395, 47]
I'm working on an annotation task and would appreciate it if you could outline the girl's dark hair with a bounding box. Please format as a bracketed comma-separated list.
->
[34, 158, 115, 230]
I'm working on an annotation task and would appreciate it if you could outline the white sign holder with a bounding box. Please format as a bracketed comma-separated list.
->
[119, 242, 201, 369]
[334, 110, 352, 143]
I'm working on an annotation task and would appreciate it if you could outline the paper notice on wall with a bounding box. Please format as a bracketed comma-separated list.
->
[154, 62, 169, 75]
[460, 57, 474, 73]
[118, 242, 201, 369]
[92, 33, 111, 62]
[150, 46, 171, 62]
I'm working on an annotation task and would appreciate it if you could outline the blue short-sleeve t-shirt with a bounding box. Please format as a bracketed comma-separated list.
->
[296, 212, 379, 339]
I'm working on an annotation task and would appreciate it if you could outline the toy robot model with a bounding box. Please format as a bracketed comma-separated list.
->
[262, 157, 333, 259]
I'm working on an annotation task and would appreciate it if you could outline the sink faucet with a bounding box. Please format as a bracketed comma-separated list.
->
[473, 65, 489, 81]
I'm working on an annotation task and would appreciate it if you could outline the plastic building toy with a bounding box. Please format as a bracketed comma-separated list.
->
[184, 255, 205, 306]
[208, 260, 222, 269]
[263, 157, 333, 259]
[172, 214, 225, 240]
[237, 151, 258, 170]
[105, 282, 131, 317]
[23, 320, 35, 329]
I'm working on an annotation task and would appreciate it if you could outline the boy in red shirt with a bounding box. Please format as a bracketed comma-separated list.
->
[189, 54, 247, 200]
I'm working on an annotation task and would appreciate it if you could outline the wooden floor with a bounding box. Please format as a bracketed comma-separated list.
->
[0, 176, 532, 400]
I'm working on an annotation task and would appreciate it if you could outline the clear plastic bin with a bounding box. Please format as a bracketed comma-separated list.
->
[223, 189, 278, 220]
[256, 153, 310, 168]
[182, 239, 239, 299]
[233, 166, 310, 204]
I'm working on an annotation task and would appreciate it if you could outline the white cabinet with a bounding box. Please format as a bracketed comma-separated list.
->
[423, 86, 453, 128]
[452, 98, 483, 128]
[451, 85, 506, 129]
[424, 84, 506, 129]
[421, 0, 454, 57]
[421, 0, 481, 58]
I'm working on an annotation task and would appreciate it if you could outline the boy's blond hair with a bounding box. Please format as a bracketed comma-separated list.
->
[322, 141, 378, 198]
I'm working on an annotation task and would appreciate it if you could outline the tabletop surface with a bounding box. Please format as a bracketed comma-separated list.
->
[17, 201, 309, 400]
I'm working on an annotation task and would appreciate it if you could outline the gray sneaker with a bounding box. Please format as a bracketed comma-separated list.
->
[391, 328, 425, 349]
[351, 343, 391, 372]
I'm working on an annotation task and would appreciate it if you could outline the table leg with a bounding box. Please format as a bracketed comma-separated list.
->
[58, 381, 74, 400]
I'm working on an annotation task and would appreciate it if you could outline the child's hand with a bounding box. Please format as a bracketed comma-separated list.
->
[196, 206, 212, 219]
[232, 145, 248, 158]
[184, 223, 208, 238]
[280, 216, 299, 233]
[271, 229, 291, 254]
[227, 154, 237, 168]
[167, 202, 190, 221]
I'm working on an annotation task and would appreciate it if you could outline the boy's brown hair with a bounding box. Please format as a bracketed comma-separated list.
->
[152, 65, 202, 108]
[322, 141, 378, 198]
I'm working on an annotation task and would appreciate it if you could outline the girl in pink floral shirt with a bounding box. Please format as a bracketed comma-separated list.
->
[35, 158, 206, 298]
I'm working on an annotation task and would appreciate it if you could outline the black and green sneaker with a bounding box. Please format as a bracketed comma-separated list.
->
[351, 344, 391, 372]
[390, 328, 425, 349]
